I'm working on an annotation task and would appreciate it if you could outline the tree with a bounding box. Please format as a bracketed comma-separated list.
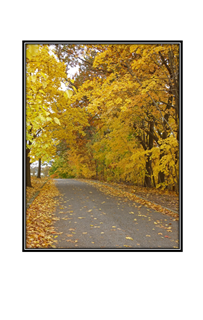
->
[26, 44, 89, 186]
[53, 44, 179, 191]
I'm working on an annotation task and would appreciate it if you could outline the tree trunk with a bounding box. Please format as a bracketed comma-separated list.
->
[144, 155, 152, 187]
[26, 146, 32, 187]
[144, 121, 154, 188]
[37, 158, 41, 179]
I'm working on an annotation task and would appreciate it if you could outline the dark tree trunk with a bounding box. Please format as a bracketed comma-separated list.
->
[144, 121, 154, 188]
[144, 155, 152, 187]
[158, 170, 165, 184]
[26, 147, 32, 187]
[37, 158, 41, 179]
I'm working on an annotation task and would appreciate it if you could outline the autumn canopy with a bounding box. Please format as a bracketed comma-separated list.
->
[26, 43, 179, 192]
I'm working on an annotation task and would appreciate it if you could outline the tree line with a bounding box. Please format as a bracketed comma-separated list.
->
[26, 44, 180, 192]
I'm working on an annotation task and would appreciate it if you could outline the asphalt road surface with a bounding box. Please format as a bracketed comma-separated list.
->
[53, 179, 179, 249]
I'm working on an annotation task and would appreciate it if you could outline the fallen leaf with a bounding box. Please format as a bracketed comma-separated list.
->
[146, 235, 151, 237]
[126, 237, 133, 240]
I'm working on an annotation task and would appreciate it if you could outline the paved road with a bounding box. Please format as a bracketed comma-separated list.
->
[53, 179, 179, 249]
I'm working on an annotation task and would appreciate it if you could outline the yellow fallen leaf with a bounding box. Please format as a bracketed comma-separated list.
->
[154, 222, 157, 224]
[129, 212, 134, 214]
[126, 237, 133, 240]
[90, 225, 94, 227]
[78, 217, 85, 219]
[82, 232, 87, 234]
[134, 219, 137, 221]
[146, 235, 151, 237]
[112, 226, 116, 228]
[158, 233, 163, 235]
[88, 209, 92, 212]
[101, 232, 104, 234]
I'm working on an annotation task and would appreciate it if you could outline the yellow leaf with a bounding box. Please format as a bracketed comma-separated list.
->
[26, 45, 39, 59]
[54, 117, 61, 125]
[146, 235, 151, 237]
[39, 89, 45, 94]
[64, 90, 73, 99]
[126, 237, 133, 240]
